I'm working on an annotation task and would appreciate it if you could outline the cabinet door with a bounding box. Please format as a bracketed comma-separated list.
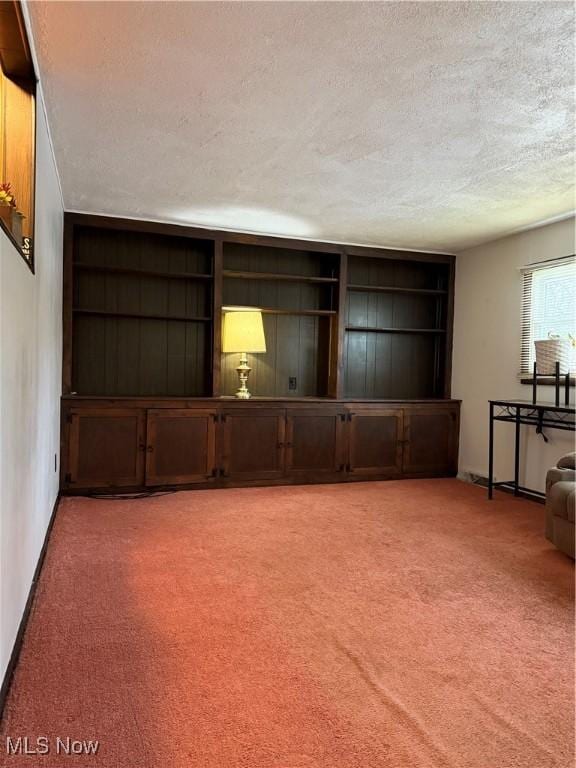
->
[402, 406, 459, 475]
[348, 409, 403, 476]
[285, 408, 346, 477]
[145, 409, 217, 486]
[221, 409, 285, 480]
[66, 408, 145, 489]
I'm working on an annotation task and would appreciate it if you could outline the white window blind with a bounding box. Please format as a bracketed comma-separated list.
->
[520, 256, 576, 376]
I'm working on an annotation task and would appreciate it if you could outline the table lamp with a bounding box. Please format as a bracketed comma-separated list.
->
[222, 308, 266, 398]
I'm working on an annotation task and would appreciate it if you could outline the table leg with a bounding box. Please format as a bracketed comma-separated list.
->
[488, 402, 494, 499]
[514, 405, 520, 496]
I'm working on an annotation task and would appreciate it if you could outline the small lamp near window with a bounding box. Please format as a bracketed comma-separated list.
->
[222, 308, 266, 399]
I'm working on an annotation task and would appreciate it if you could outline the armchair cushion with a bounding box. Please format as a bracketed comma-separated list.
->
[557, 452, 576, 471]
[548, 481, 575, 523]
[546, 454, 576, 559]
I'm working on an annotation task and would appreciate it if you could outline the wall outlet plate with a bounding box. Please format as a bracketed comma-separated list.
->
[288, 377, 297, 391]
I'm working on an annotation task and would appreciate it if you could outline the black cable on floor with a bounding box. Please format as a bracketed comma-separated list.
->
[84, 490, 179, 501]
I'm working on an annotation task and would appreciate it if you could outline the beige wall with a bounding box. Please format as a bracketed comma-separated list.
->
[452, 217, 575, 494]
[0, 96, 63, 683]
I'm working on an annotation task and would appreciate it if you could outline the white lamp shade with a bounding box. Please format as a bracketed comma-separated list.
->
[222, 309, 266, 353]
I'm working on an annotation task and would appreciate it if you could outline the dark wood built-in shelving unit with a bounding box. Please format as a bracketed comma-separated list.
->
[61, 213, 459, 494]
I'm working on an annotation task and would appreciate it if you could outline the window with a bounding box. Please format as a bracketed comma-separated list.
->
[520, 256, 576, 378]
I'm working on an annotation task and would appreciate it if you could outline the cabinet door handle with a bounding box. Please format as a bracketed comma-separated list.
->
[138, 442, 146, 452]
[146, 445, 154, 453]
[277, 442, 285, 448]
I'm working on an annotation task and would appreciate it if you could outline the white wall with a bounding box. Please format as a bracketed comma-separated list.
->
[452, 217, 575, 493]
[0, 96, 63, 683]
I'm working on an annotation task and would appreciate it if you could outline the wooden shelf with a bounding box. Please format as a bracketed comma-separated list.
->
[223, 270, 338, 284]
[75, 264, 213, 281]
[73, 308, 211, 323]
[225, 306, 336, 317]
[347, 284, 446, 295]
[345, 326, 446, 334]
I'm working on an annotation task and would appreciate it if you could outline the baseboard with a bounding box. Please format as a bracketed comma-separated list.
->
[458, 471, 545, 504]
[0, 493, 60, 720]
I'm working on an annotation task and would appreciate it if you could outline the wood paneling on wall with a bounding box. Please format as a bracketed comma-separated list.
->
[224, 242, 339, 278]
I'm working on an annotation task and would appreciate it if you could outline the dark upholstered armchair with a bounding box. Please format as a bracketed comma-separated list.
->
[546, 453, 575, 559]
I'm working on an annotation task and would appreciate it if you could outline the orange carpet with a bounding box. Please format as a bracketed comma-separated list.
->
[0, 479, 573, 768]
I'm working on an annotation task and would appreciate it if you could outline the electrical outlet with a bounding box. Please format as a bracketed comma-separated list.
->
[288, 376, 297, 391]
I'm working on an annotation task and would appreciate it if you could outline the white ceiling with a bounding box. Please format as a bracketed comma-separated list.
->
[27, 1, 574, 252]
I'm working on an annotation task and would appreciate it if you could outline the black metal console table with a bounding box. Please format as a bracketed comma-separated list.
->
[488, 399, 575, 501]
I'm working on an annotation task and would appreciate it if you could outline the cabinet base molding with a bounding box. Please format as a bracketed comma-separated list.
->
[60, 398, 460, 495]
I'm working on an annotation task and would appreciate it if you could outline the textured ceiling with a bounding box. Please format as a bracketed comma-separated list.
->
[27, 1, 574, 252]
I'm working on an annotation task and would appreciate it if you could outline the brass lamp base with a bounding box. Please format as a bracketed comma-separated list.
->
[234, 352, 252, 398]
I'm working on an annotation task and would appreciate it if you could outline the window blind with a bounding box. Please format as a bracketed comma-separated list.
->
[520, 256, 576, 376]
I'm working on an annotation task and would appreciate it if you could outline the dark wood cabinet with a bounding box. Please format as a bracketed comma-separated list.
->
[285, 408, 346, 476]
[145, 409, 217, 486]
[348, 409, 404, 476]
[402, 406, 459, 475]
[66, 408, 145, 488]
[221, 408, 286, 481]
[61, 400, 460, 493]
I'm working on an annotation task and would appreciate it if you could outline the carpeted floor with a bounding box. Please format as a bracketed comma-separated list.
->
[0, 479, 573, 768]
